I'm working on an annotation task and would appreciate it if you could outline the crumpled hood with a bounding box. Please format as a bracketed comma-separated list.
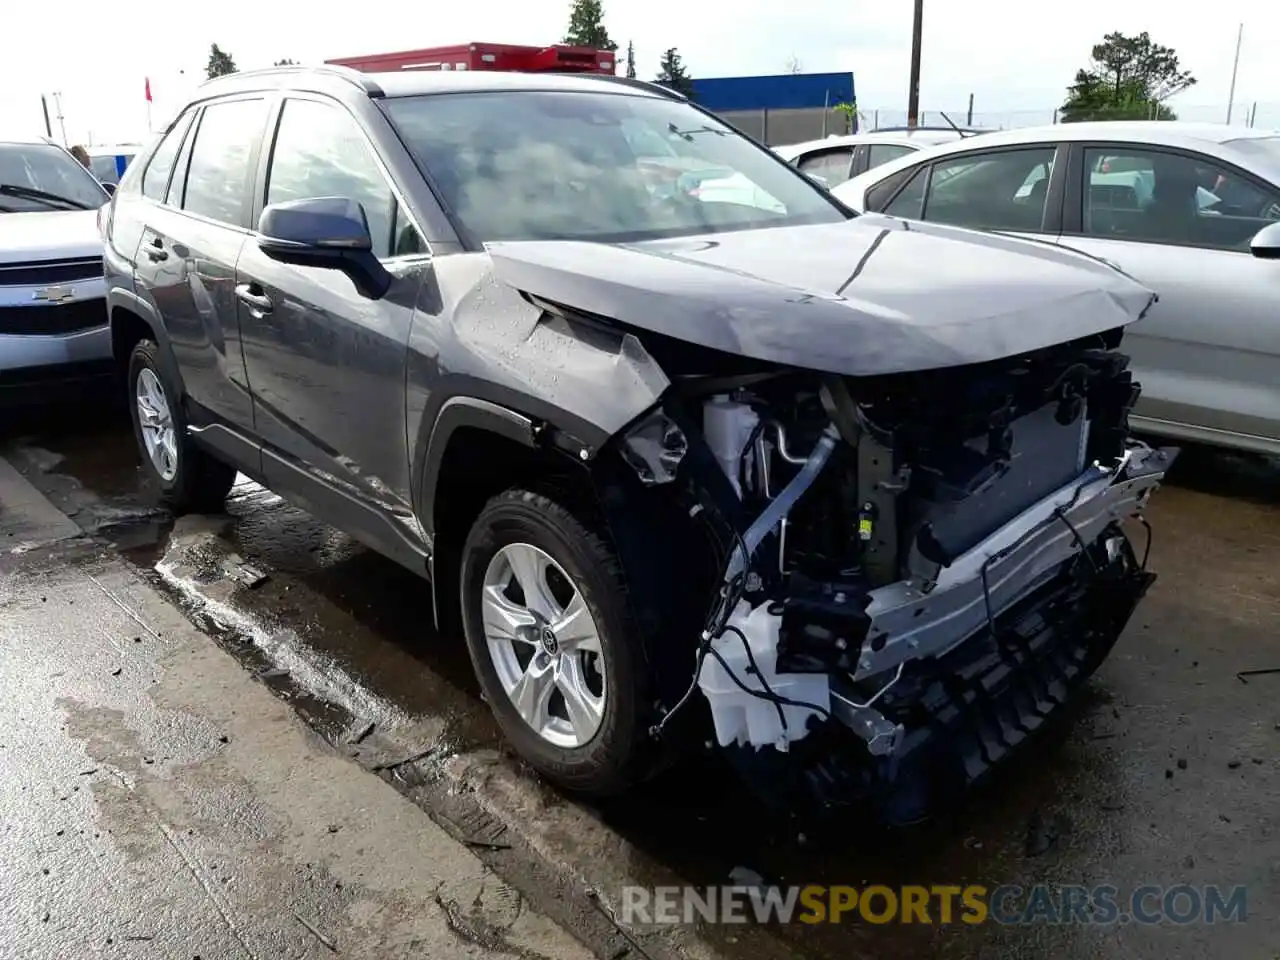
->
[0, 209, 102, 264]
[485, 214, 1157, 375]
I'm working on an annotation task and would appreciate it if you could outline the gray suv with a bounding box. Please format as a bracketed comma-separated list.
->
[101, 66, 1176, 821]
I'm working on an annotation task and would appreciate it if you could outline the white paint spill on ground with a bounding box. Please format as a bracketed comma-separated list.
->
[154, 542, 412, 734]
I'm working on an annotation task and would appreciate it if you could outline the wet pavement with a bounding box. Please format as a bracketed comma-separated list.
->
[2, 397, 1279, 959]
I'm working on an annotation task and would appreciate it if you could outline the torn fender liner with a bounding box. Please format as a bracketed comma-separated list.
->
[485, 216, 1156, 377]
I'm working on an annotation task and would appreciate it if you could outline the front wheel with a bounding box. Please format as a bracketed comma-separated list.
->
[459, 489, 649, 796]
[127, 339, 236, 513]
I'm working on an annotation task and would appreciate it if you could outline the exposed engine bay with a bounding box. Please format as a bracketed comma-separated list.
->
[615, 327, 1177, 821]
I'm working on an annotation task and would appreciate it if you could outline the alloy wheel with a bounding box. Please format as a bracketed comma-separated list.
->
[481, 542, 607, 748]
[136, 367, 178, 482]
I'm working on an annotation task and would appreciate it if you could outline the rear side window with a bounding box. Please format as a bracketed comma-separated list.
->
[867, 143, 914, 170]
[797, 148, 855, 186]
[142, 112, 194, 201]
[182, 98, 269, 227]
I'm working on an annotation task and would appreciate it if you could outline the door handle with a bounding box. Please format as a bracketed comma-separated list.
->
[145, 236, 168, 262]
[234, 283, 273, 314]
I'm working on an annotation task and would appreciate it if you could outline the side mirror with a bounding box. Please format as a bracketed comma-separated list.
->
[804, 172, 830, 190]
[1250, 221, 1280, 260]
[258, 196, 391, 298]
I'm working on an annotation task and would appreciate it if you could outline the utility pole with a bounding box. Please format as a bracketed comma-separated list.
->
[1225, 22, 1243, 124]
[966, 92, 974, 126]
[40, 95, 52, 138]
[907, 0, 923, 128]
[51, 91, 67, 145]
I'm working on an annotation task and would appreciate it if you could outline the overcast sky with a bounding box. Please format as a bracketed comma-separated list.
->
[3, 0, 1278, 146]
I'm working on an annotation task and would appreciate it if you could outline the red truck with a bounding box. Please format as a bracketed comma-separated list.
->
[327, 42, 616, 75]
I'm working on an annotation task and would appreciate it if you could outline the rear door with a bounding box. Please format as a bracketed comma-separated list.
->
[133, 95, 272, 432]
[1056, 142, 1280, 450]
[236, 93, 431, 514]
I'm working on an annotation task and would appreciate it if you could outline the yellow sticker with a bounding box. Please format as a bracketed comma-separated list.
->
[858, 518, 873, 538]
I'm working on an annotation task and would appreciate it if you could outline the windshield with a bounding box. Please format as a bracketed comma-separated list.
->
[0, 143, 107, 211]
[382, 90, 847, 243]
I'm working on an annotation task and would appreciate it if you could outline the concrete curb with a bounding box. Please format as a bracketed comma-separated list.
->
[0, 454, 83, 553]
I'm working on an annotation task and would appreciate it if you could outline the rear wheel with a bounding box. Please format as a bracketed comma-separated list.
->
[127, 339, 236, 513]
[459, 489, 649, 796]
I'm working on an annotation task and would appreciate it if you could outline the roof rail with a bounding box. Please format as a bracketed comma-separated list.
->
[548, 72, 686, 100]
[200, 63, 383, 97]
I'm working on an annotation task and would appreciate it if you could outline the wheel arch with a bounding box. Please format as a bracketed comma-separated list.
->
[107, 288, 185, 397]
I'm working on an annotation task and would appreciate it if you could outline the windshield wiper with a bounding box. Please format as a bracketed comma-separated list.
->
[0, 184, 92, 210]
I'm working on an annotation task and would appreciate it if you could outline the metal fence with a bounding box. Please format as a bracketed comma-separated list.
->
[855, 102, 1280, 133]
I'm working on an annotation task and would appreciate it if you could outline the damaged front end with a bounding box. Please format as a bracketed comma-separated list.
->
[614, 329, 1177, 823]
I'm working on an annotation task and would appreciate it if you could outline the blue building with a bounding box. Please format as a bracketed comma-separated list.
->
[691, 72, 856, 145]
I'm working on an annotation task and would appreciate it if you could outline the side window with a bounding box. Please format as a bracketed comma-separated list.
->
[882, 166, 928, 219]
[797, 148, 855, 186]
[266, 98, 414, 259]
[182, 98, 269, 227]
[1082, 146, 1280, 250]
[141, 112, 194, 202]
[921, 147, 1057, 232]
[393, 202, 427, 256]
[866, 144, 914, 171]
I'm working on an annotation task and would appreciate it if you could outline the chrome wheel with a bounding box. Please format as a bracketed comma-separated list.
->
[136, 367, 177, 482]
[481, 542, 606, 748]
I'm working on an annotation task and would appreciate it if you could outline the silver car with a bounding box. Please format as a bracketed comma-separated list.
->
[833, 121, 1280, 457]
[1, 136, 112, 392]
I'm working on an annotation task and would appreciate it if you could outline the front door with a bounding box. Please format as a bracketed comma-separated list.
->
[1056, 143, 1280, 451]
[236, 94, 432, 515]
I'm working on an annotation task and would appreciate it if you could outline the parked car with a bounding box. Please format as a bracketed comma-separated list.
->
[87, 144, 142, 188]
[101, 68, 1175, 822]
[1, 135, 113, 396]
[832, 121, 1280, 457]
[774, 126, 986, 189]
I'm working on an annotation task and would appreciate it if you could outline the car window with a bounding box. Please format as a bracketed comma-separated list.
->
[382, 90, 846, 243]
[797, 148, 855, 186]
[920, 147, 1057, 232]
[866, 144, 914, 171]
[265, 98, 415, 259]
[142, 119, 191, 202]
[883, 166, 927, 219]
[0, 142, 107, 211]
[393, 202, 427, 256]
[1081, 146, 1280, 251]
[181, 98, 269, 227]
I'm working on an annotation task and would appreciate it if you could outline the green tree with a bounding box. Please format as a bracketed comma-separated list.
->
[624, 41, 636, 79]
[206, 43, 238, 79]
[1060, 32, 1194, 122]
[655, 48, 694, 98]
[563, 0, 616, 51]
[274, 58, 297, 66]
[834, 101, 857, 134]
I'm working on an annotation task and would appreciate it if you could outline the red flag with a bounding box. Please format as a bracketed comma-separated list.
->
[144, 77, 153, 103]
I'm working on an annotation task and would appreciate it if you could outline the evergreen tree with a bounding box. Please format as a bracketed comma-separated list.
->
[563, 0, 616, 51]
[206, 44, 238, 79]
[655, 48, 694, 98]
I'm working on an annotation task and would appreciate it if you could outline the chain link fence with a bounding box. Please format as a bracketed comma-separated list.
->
[856, 103, 1280, 133]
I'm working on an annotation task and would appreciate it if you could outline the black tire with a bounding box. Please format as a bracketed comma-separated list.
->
[127, 339, 236, 513]
[459, 489, 649, 796]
